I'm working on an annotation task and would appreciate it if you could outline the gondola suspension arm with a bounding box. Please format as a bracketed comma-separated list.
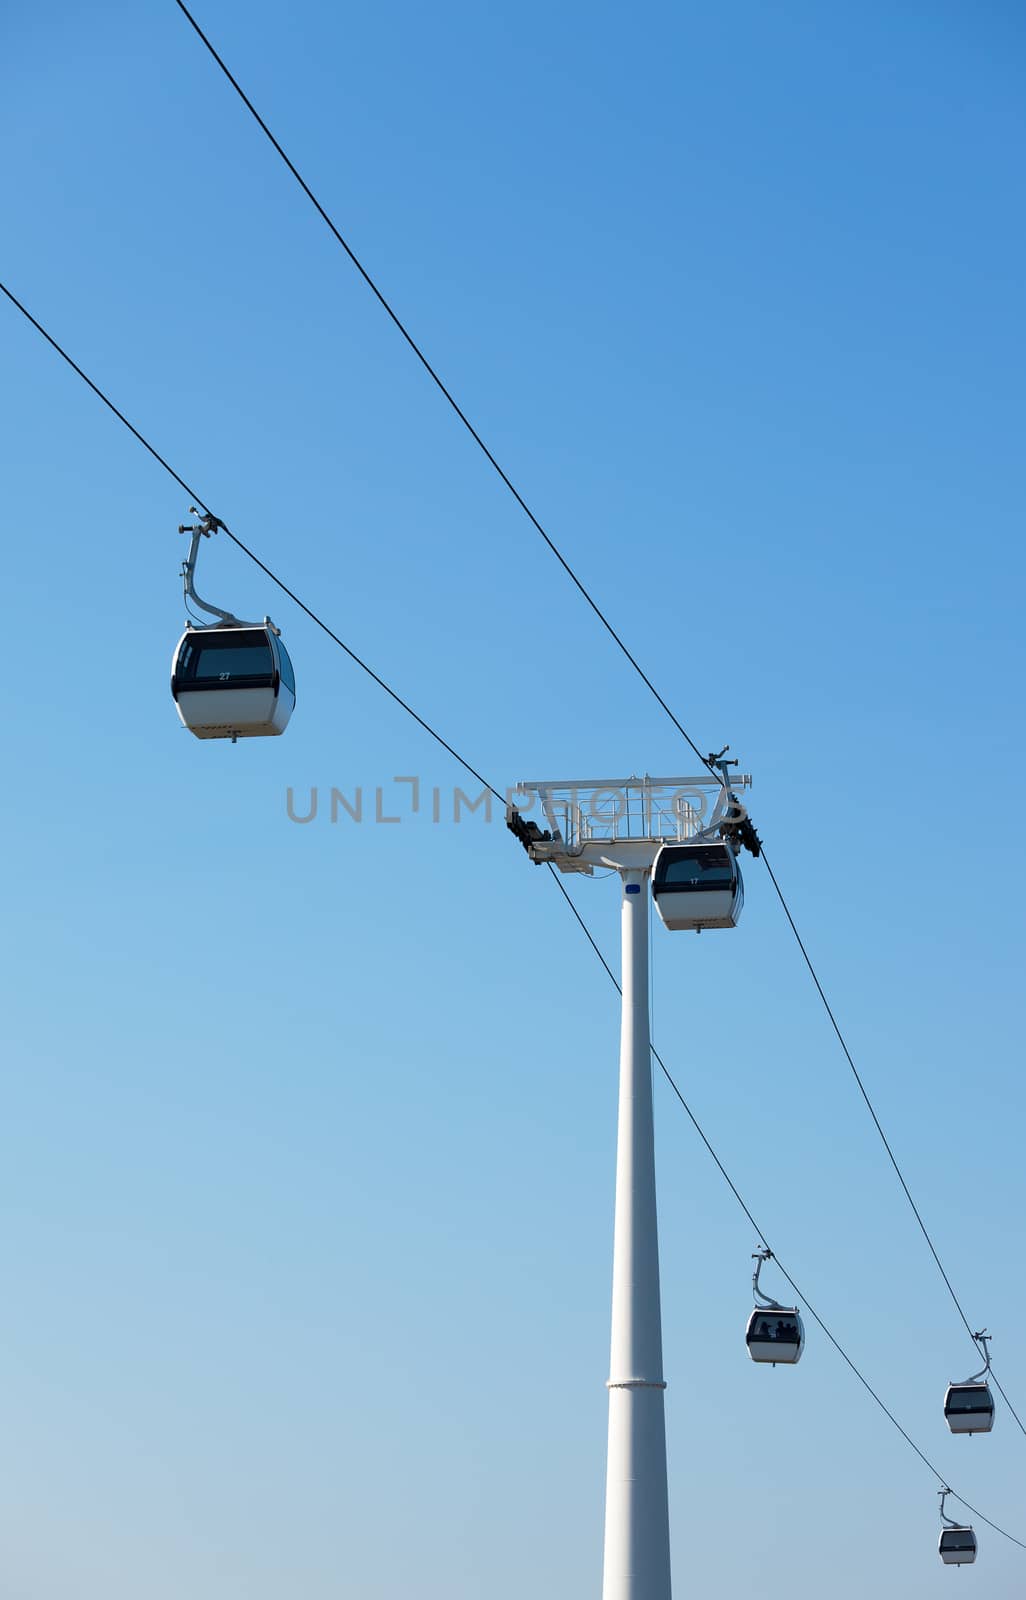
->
[964, 1330, 993, 1386]
[179, 509, 240, 625]
[752, 1245, 783, 1310]
[672, 745, 763, 857]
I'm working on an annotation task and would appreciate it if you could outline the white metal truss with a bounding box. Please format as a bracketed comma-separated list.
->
[508, 772, 753, 873]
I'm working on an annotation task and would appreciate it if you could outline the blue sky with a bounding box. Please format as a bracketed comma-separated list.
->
[2, 2, 1025, 1595]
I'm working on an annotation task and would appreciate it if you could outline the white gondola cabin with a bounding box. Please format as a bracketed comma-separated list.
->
[944, 1381, 995, 1435]
[939, 1527, 977, 1565]
[944, 1332, 995, 1436]
[746, 1247, 804, 1365]
[652, 842, 743, 931]
[171, 623, 296, 741]
[938, 1487, 977, 1565]
[745, 1308, 805, 1365]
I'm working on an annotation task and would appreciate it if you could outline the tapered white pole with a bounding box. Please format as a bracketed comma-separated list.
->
[602, 869, 672, 1600]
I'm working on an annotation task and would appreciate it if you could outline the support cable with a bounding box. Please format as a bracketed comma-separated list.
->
[2, 274, 1024, 1544]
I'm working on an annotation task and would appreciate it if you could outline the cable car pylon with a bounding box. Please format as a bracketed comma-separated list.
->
[509, 766, 756, 1599]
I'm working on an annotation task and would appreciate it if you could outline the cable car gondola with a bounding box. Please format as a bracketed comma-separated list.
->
[939, 1528, 977, 1565]
[172, 622, 295, 740]
[170, 513, 296, 742]
[745, 1247, 804, 1365]
[944, 1383, 995, 1436]
[652, 841, 743, 931]
[944, 1331, 995, 1435]
[938, 1489, 977, 1565]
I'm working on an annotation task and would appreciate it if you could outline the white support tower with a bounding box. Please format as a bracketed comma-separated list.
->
[605, 850, 669, 1599]
[508, 773, 752, 1600]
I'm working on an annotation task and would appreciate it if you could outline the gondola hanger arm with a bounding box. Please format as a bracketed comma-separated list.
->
[964, 1330, 992, 1384]
[178, 509, 241, 625]
[751, 1245, 784, 1310]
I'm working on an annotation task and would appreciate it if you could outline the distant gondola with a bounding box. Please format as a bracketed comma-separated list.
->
[745, 1308, 805, 1365]
[171, 512, 296, 742]
[939, 1489, 977, 1565]
[944, 1332, 995, 1436]
[939, 1527, 977, 1565]
[944, 1382, 995, 1436]
[746, 1247, 804, 1366]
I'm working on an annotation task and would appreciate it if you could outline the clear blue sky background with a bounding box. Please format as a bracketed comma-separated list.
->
[2, 2, 1024, 1595]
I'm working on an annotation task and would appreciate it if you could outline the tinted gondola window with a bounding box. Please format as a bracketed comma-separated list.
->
[946, 1389, 993, 1413]
[658, 849, 733, 891]
[941, 1532, 976, 1551]
[177, 630, 276, 687]
[748, 1316, 800, 1341]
